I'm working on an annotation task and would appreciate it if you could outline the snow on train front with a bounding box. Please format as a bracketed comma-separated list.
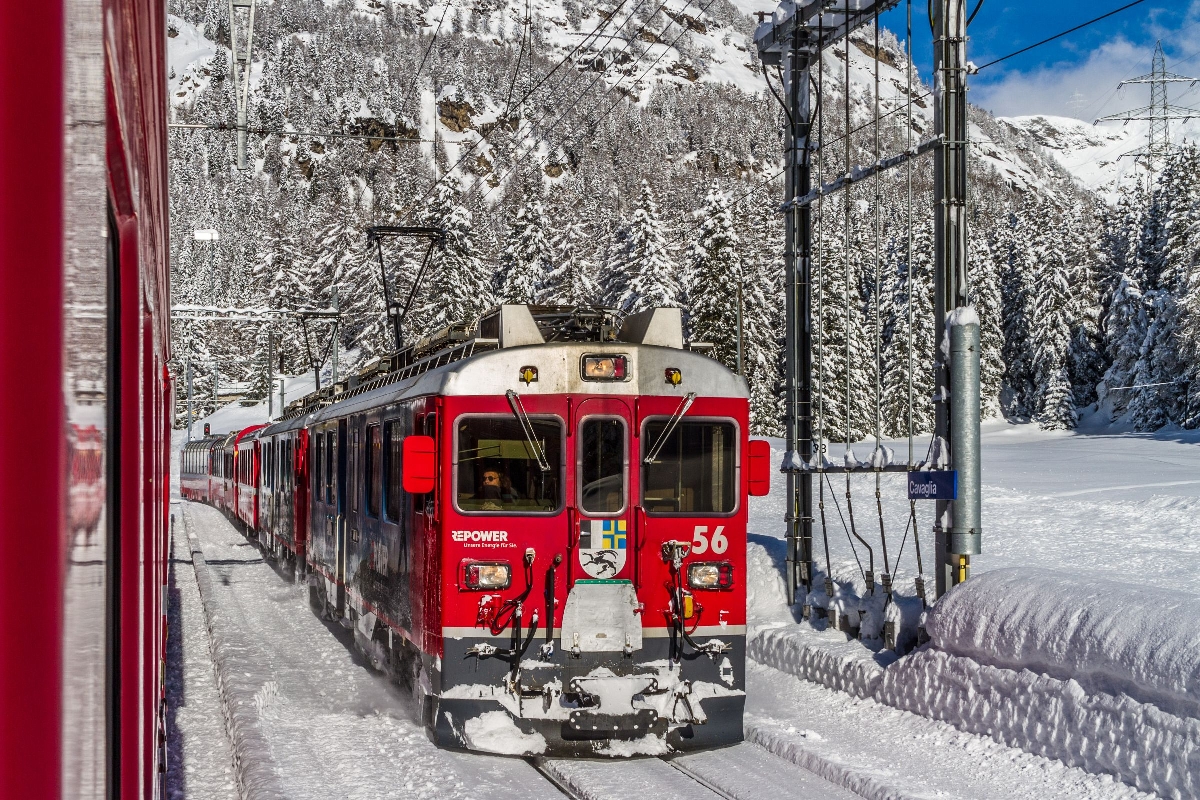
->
[417, 306, 769, 756]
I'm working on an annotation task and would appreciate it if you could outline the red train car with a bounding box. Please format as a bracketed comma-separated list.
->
[225, 305, 772, 755]
[180, 435, 223, 503]
[0, 0, 172, 796]
[234, 425, 268, 529]
[256, 421, 310, 571]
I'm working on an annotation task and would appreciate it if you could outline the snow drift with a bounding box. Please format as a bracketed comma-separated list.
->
[878, 569, 1200, 799]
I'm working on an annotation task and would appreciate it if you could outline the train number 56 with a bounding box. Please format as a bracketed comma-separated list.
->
[691, 525, 728, 555]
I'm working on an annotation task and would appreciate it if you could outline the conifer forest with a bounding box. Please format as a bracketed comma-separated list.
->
[166, 0, 1200, 439]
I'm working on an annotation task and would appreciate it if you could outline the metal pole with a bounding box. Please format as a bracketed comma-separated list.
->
[331, 286, 340, 384]
[933, 0, 978, 597]
[736, 279, 744, 377]
[186, 359, 194, 441]
[267, 331, 274, 420]
[209, 241, 216, 305]
[213, 360, 220, 416]
[783, 31, 815, 603]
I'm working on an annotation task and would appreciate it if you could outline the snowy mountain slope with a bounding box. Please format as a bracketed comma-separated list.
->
[1000, 113, 1200, 201]
[167, 0, 1079, 201]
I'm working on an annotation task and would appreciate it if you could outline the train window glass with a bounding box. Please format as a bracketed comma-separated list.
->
[384, 420, 402, 523]
[579, 418, 626, 514]
[455, 416, 563, 514]
[325, 430, 334, 504]
[315, 433, 324, 498]
[642, 419, 736, 515]
[366, 424, 381, 517]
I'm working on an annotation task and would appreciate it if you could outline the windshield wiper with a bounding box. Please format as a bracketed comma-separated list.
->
[505, 390, 551, 472]
[643, 392, 696, 464]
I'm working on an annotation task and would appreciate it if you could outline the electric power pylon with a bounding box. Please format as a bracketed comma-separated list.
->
[1097, 41, 1199, 176]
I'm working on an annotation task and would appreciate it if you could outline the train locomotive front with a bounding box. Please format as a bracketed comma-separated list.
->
[290, 306, 770, 756]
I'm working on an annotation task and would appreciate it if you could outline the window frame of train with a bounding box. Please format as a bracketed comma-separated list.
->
[577, 416, 628, 516]
[366, 422, 382, 518]
[640, 417, 739, 517]
[452, 414, 565, 516]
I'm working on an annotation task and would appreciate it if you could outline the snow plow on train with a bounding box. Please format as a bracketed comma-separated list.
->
[181, 305, 773, 755]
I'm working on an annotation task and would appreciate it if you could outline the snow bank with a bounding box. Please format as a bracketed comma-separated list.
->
[186, 511, 289, 800]
[746, 536, 897, 699]
[877, 569, 1200, 799]
[749, 628, 890, 700]
[924, 569, 1200, 715]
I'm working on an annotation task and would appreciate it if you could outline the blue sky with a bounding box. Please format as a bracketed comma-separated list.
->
[876, 0, 1200, 118]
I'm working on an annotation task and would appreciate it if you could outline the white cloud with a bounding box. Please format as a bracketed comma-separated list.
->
[971, 5, 1200, 120]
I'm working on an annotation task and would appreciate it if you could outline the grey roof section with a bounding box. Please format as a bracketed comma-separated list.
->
[259, 343, 747, 436]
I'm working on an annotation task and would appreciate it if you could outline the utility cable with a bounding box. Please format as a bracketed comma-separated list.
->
[406, 3, 451, 111]
[479, 0, 716, 202]
[975, 0, 1148, 72]
[396, 0, 635, 216]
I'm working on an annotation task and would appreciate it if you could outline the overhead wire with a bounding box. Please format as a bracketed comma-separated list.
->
[871, 3, 892, 601]
[395, 0, 637, 216]
[816, 8, 835, 602]
[665, 0, 1155, 249]
[407, 3, 452, 112]
[477, 0, 719, 203]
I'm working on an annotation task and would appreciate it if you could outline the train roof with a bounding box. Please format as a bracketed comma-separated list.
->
[258, 305, 747, 437]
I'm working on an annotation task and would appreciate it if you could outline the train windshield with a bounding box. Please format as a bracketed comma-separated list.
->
[456, 416, 563, 513]
[580, 418, 625, 513]
[642, 419, 736, 514]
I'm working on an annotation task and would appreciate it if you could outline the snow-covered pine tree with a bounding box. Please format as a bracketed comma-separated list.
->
[686, 184, 742, 367]
[616, 181, 680, 314]
[1063, 203, 1106, 409]
[998, 202, 1036, 418]
[813, 196, 872, 444]
[882, 219, 935, 438]
[498, 197, 553, 303]
[1175, 198, 1200, 427]
[418, 175, 493, 329]
[1028, 202, 1078, 430]
[543, 220, 598, 305]
[969, 227, 1004, 416]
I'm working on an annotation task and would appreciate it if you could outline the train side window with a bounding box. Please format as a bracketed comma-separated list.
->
[325, 430, 334, 504]
[366, 424, 381, 517]
[455, 415, 563, 514]
[579, 418, 626, 514]
[314, 432, 324, 498]
[383, 420, 401, 523]
[642, 419, 736, 515]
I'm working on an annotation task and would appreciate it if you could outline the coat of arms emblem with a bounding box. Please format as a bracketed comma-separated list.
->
[578, 519, 627, 579]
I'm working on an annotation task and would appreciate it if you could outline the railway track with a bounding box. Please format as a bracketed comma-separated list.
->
[531, 742, 859, 800]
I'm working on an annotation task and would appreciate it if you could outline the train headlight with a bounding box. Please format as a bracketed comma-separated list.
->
[463, 561, 512, 590]
[581, 354, 628, 381]
[688, 562, 734, 590]
[664, 367, 682, 386]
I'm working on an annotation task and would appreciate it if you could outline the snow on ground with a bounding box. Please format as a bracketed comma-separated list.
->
[747, 415, 1200, 798]
[748, 416, 1200, 596]
[166, 505, 240, 800]
[879, 570, 1200, 799]
[177, 500, 555, 800]
[745, 660, 1156, 800]
[169, 411, 1200, 798]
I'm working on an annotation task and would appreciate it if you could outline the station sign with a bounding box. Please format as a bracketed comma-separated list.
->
[907, 470, 958, 500]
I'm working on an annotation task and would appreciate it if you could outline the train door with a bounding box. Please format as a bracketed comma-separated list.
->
[345, 415, 366, 604]
[335, 419, 348, 616]
[571, 398, 635, 585]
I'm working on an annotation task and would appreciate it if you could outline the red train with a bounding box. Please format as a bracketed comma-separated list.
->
[1, 0, 172, 796]
[182, 305, 771, 755]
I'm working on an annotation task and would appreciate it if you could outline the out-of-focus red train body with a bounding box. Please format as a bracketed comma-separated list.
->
[0, 0, 172, 797]
[183, 306, 773, 756]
